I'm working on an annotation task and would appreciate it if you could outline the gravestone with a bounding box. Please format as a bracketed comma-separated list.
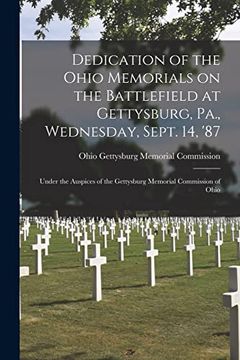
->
[125, 226, 131, 246]
[92, 224, 96, 242]
[171, 227, 177, 253]
[102, 226, 109, 249]
[32, 234, 47, 275]
[184, 234, 195, 276]
[65, 222, 70, 239]
[161, 224, 166, 242]
[86, 243, 107, 302]
[214, 231, 223, 268]
[236, 233, 240, 260]
[144, 235, 159, 287]
[69, 223, 75, 244]
[110, 223, 115, 240]
[117, 230, 126, 261]
[232, 224, 236, 242]
[75, 230, 82, 252]
[206, 227, 211, 246]
[223, 266, 240, 360]
[19, 266, 29, 320]
[42, 227, 51, 256]
[19, 229, 23, 248]
[80, 236, 91, 268]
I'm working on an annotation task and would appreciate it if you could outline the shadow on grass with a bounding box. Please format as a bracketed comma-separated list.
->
[103, 283, 146, 291]
[49, 265, 82, 270]
[107, 255, 144, 263]
[212, 331, 229, 337]
[50, 250, 75, 254]
[30, 298, 92, 307]
[21, 343, 55, 353]
[157, 273, 185, 280]
[194, 264, 215, 270]
[125, 254, 145, 258]
[97, 358, 120, 360]
[222, 258, 237, 263]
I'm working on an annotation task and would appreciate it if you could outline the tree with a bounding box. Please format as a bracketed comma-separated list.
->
[20, 0, 240, 40]
[20, 108, 94, 209]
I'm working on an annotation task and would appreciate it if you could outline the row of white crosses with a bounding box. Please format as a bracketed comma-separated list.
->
[20, 217, 240, 319]
[19, 218, 31, 247]
[29, 217, 240, 277]
[19, 216, 240, 360]
[22, 216, 240, 255]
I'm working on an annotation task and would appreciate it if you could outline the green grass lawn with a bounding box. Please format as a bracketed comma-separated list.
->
[20, 223, 239, 360]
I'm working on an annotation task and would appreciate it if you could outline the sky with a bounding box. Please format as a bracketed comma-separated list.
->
[20, 1, 240, 41]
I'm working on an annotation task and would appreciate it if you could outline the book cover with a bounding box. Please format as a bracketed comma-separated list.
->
[20, 2, 240, 359]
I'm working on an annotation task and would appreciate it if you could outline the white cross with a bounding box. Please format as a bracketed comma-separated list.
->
[184, 234, 195, 276]
[236, 232, 240, 260]
[176, 223, 180, 240]
[86, 243, 107, 302]
[110, 223, 115, 240]
[80, 236, 91, 268]
[136, 221, 140, 233]
[51, 219, 55, 229]
[223, 266, 240, 360]
[92, 224, 96, 242]
[171, 228, 177, 253]
[118, 230, 126, 261]
[65, 222, 70, 238]
[220, 226, 224, 241]
[56, 219, 60, 232]
[42, 227, 51, 256]
[19, 266, 29, 320]
[144, 235, 159, 287]
[214, 231, 223, 268]
[98, 222, 103, 235]
[22, 223, 28, 241]
[60, 221, 65, 235]
[102, 226, 109, 249]
[161, 225, 166, 242]
[206, 227, 211, 246]
[125, 226, 131, 246]
[190, 227, 195, 244]
[232, 224, 236, 242]
[75, 230, 82, 252]
[140, 223, 145, 237]
[69, 224, 75, 244]
[32, 235, 47, 275]
[19, 229, 23, 248]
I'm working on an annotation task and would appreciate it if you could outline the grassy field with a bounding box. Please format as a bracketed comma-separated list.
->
[20, 222, 239, 360]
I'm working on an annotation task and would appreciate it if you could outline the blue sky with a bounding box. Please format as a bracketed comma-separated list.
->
[20, 1, 240, 40]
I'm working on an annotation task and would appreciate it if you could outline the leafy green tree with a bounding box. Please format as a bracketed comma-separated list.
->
[20, 108, 93, 209]
[20, 0, 240, 40]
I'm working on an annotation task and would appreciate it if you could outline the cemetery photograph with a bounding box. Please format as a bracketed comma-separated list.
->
[19, 1, 240, 359]
[20, 216, 240, 360]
